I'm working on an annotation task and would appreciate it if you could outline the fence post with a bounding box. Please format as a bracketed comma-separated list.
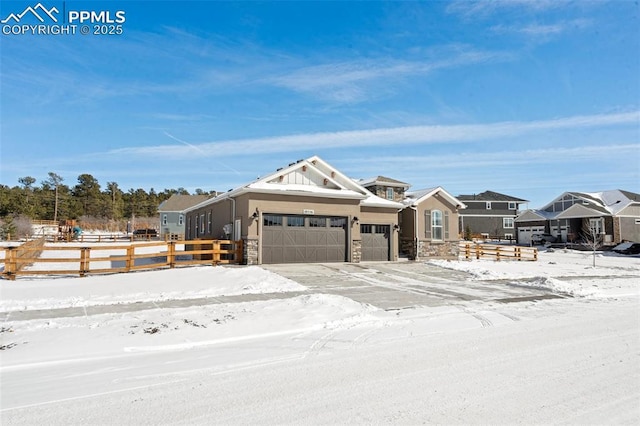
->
[167, 241, 175, 268]
[212, 240, 220, 266]
[126, 245, 135, 272]
[475, 244, 480, 260]
[79, 247, 90, 277]
[533, 248, 538, 261]
[236, 239, 243, 264]
[496, 246, 501, 262]
[465, 243, 470, 260]
[4, 247, 16, 280]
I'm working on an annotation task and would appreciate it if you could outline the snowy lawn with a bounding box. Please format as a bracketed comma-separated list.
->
[429, 248, 640, 298]
[1, 246, 639, 424]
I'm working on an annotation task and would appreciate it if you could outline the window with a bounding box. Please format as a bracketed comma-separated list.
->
[263, 215, 282, 226]
[386, 188, 394, 200]
[503, 218, 514, 229]
[505, 233, 513, 240]
[199, 214, 205, 235]
[432, 210, 443, 240]
[360, 224, 372, 233]
[287, 216, 305, 227]
[589, 218, 603, 235]
[508, 202, 517, 210]
[309, 217, 327, 228]
[486, 202, 492, 210]
[330, 217, 346, 228]
[636, 219, 640, 225]
[162, 214, 167, 226]
[178, 215, 184, 226]
[376, 225, 390, 234]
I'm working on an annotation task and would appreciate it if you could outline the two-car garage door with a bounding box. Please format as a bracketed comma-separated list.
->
[262, 215, 347, 264]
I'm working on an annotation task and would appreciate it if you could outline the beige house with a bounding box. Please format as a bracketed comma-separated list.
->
[399, 187, 466, 260]
[184, 156, 403, 265]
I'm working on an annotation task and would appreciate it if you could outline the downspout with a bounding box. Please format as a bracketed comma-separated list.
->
[229, 197, 236, 239]
[409, 205, 418, 260]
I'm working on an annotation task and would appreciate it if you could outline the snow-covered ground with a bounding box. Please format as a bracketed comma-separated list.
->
[1, 246, 639, 424]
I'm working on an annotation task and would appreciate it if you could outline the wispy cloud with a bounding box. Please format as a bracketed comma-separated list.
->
[491, 19, 592, 38]
[268, 48, 514, 103]
[446, 0, 561, 19]
[106, 111, 640, 159]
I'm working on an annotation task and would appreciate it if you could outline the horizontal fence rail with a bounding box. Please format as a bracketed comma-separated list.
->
[459, 242, 538, 262]
[1, 240, 243, 280]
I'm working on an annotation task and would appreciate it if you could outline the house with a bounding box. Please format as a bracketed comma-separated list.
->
[399, 187, 466, 260]
[515, 189, 640, 245]
[457, 191, 529, 241]
[158, 194, 212, 239]
[183, 156, 404, 265]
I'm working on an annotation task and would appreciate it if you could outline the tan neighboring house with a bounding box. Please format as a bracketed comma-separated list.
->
[399, 187, 466, 259]
[183, 156, 404, 265]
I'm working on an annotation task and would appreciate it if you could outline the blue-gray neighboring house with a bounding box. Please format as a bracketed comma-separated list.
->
[158, 194, 212, 239]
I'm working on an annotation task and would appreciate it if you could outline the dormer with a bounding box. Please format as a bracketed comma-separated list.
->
[358, 176, 410, 202]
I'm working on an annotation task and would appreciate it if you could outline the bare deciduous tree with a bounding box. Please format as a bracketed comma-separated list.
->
[581, 219, 603, 267]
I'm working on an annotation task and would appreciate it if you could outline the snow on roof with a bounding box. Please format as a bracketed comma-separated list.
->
[403, 187, 466, 209]
[358, 176, 410, 188]
[185, 155, 404, 212]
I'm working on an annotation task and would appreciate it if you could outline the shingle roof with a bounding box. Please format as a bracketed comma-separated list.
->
[358, 176, 410, 188]
[158, 194, 212, 212]
[457, 190, 528, 203]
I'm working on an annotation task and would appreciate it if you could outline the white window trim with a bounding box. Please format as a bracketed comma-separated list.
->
[486, 202, 492, 210]
[431, 210, 443, 241]
[503, 218, 514, 229]
[386, 188, 394, 200]
[508, 202, 516, 210]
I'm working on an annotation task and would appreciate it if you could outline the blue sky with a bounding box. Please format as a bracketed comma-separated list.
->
[1, 0, 638, 208]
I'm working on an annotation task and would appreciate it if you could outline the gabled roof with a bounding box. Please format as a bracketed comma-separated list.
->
[519, 189, 640, 221]
[185, 155, 404, 212]
[403, 187, 466, 209]
[457, 190, 528, 203]
[158, 194, 211, 212]
[540, 189, 640, 217]
[358, 176, 410, 189]
[515, 209, 554, 222]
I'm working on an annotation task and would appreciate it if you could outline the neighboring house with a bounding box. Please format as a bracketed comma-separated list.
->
[457, 191, 529, 241]
[515, 189, 640, 245]
[399, 187, 466, 260]
[183, 156, 404, 265]
[158, 194, 211, 239]
[358, 176, 411, 203]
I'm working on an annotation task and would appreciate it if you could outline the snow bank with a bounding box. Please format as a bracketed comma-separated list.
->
[0, 266, 306, 312]
[428, 249, 640, 298]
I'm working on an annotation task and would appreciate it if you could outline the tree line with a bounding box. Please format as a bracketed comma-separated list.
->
[0, 172, 216, 222]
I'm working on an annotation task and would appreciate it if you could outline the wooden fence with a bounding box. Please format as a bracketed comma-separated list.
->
[2, 237, 46, 276]
[1, 239, 243, 280]
[459, 242, 538, 261]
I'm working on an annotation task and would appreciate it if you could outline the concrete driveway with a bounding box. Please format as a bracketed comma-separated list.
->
[263, 261, 562, 310]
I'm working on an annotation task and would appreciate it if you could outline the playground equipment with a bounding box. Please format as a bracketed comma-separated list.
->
[58, 220, 83, 241]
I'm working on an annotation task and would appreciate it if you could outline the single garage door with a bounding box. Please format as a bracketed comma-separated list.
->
[518, 226, 545, 245]
[361, 224, 390, 261]
[262, 215, 347, 264]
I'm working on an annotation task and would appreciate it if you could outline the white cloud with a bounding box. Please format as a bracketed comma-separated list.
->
[267, 48, 514, 103]
[107, 111, 640, 159]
